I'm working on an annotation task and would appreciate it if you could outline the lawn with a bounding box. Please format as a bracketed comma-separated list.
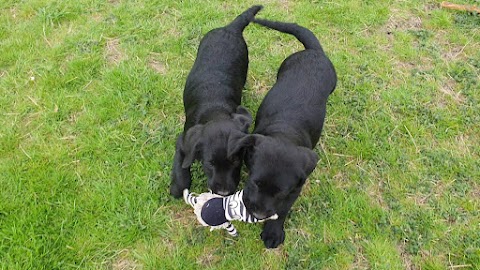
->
[0, 0, 479, 269]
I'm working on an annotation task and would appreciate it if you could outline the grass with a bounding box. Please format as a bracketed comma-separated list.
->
[0, 0, 479, 269]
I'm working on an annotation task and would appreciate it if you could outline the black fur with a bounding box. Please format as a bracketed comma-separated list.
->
[230, 19, 337, 248]
[170, 6, 263, 197]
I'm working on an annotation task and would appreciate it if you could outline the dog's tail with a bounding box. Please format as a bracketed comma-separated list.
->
[227, 5, 263, 32]
[253, 19, 324, 52]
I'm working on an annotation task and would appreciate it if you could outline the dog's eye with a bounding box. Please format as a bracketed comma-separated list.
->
[230, 157, 240, 166]
[204, 160, 214, 168]
[252, 180, 262, 188]
[276, 190, 289, 199]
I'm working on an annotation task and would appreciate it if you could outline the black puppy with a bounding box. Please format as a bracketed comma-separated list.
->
[170, 6, 263, 197]
[229, 19, 337, 248]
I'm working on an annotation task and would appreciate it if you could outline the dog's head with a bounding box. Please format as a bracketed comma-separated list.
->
[229, 134, 318, 219]
[181, 106, 252, 196]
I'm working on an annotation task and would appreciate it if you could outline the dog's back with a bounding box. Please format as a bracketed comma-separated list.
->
[252, 19, 337, 147]
[184, 6, 262, 129]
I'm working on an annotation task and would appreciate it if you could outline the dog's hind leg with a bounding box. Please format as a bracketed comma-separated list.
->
[170, 134, 192, 198]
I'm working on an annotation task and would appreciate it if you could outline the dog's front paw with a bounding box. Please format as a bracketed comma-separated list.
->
[169, 183, 184, 198]
[261, 226, 285, 248]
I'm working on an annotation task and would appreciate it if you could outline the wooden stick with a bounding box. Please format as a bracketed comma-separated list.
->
[441, 1, 480, 13]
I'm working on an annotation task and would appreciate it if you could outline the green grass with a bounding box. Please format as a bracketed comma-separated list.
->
[1, 0, 479, 269]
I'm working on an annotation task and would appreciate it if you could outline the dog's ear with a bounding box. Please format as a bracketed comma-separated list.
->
[298, 147, 319, 182]
[232, 105, 253, 132]
[181, 125, 204, 168]
[227, 133, 260, 159]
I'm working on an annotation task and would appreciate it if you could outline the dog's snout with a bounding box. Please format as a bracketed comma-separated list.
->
[244, 196, 274, 220]
[252, 211, 268, 220]
[211, 182, 234, 196]
[244, 198, 267, 219]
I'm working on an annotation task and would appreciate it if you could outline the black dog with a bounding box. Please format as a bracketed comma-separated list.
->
[170, 6, 263, 197]
[229, 19, 337, 248]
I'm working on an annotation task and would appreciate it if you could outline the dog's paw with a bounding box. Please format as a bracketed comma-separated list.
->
[169, 184, 183, 198]
[261, 226, 285, 249]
